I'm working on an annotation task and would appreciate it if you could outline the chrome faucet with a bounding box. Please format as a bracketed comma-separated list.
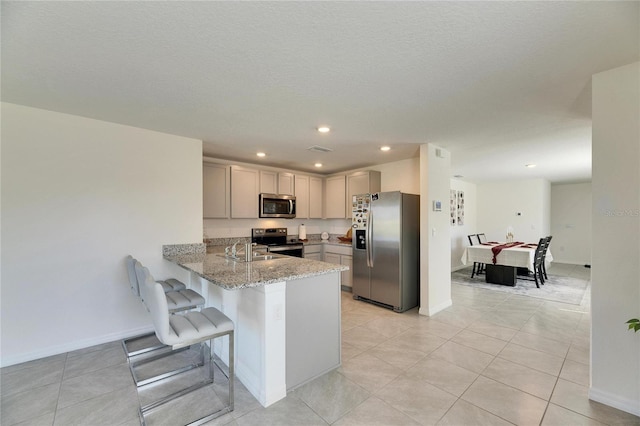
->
[225, 241, 257, 261]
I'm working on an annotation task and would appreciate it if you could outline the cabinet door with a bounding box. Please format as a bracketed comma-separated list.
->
[309, 177, 323, 219]
[305, 252, 322, 261]
[341, 255, 353, 287]
[325, 175, 346, 218]
[324, 252, 341, 265]
[346, 171, 381, 217]
[260, 170, 277, 194]
[278, 173, 295, 195]
[294, 175, 309, 219]
[231, 166, 259, 218]
[203, 163, 230, 218]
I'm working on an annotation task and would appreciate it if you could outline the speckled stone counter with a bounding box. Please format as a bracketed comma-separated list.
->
[303, 240, 352, 248]
[163, 243, 343, 408]
[164, 246, 348, 290]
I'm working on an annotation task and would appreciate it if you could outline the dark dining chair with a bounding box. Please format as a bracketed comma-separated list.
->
[467, 234, 484, 278]
[476, 233, 488, 244]
[541, 235, 552, 280]
[519, 238, 545, 288]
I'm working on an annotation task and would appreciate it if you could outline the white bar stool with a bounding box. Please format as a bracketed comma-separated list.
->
[134, 263, 234, 425]
[122, 255, 205, 359]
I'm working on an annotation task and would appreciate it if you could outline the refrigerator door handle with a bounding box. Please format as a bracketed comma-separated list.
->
[367, 208, 373, 268]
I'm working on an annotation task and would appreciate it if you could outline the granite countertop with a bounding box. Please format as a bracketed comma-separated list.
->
[301, 240, 352, 247]
[164, 246, 348, 291]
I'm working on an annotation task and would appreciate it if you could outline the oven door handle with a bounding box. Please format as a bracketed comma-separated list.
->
[267, 245, 303, 253]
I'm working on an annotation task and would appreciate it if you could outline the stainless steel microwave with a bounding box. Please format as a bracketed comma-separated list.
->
[259, 193, 296, 218]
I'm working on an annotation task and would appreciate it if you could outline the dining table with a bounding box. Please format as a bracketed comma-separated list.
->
[461, 241, 553, 286]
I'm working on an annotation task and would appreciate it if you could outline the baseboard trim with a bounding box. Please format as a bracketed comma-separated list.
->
[419, 299, 453, 317]
[589, 386, 640, 416]
[0, 325, 154, 368]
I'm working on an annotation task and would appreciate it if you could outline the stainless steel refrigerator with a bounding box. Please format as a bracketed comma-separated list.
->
[351, 191, 419, 312]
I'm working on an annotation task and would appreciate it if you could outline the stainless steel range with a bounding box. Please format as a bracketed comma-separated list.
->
[251, 228, 304, 258]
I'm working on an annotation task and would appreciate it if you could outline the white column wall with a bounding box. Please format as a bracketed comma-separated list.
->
[477, 179, 551, 243]
[590, 61, 640, 416]
[419, 144, 452, 316]
[450, 179, 477, 270]
[372, 157, 420, 195]
[1, 103, 203, 366]
[550, 183, 592, 265]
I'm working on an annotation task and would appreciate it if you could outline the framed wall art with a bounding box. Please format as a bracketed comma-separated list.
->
[450, 190, 457, 226]
[457, 190, 465, 226]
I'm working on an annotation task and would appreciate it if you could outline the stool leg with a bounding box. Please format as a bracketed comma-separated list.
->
[229, 331, 234, 411]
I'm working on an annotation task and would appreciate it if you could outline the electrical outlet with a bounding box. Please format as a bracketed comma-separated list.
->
[274, 304, 283, 321]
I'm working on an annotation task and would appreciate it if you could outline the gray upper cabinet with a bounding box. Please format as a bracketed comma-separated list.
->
[346, 171, 381, 217]
[278, 172, 295, 195]
[294, 175, 310, 219]
[230, 166, 259, 218]
[309, 177, 323, 219]
[325, 175, 346, 218]
[203, 163, 230, 218]
[260, 170, 277, 194]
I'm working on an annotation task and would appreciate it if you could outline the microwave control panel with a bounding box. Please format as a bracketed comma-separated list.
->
[352, 194, 370, 230]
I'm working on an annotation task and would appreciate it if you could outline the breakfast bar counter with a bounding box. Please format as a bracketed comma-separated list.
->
[163, 244, 347, 408]
[164, 248, 347, 290]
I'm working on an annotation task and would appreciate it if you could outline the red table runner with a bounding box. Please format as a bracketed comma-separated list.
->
[491, 242, 524, 264]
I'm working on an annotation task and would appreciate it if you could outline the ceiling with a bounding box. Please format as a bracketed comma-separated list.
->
[2, 2, 638, 183]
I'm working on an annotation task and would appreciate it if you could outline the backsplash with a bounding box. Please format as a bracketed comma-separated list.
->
[205, 233, 348, 247]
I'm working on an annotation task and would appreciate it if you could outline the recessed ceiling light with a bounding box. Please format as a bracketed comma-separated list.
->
[257, 152, 266, 157]
[314, 163, 323, 168]
[526, 164, 536, 168]
[317, 126, 330, 133]
[380, 146, 391, 151]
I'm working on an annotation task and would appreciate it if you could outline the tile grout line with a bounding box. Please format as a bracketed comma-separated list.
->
[51, 351, 69, 426]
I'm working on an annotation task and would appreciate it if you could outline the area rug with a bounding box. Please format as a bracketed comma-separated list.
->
[451, 267, 589, 305]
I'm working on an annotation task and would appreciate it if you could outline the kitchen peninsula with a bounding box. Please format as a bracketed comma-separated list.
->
[163, 244, 347, 407]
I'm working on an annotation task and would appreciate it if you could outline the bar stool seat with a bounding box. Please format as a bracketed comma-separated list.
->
[165, 288, 205, 313]
[135, 263, 234, 425]
[159, 278, 186, 292]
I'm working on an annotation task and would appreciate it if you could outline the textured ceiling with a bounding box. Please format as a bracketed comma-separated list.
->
[2, 2, 638, 182]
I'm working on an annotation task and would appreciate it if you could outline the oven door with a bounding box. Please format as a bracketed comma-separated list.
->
[267, 245, 303, 258]
[259, 194, 296, 218]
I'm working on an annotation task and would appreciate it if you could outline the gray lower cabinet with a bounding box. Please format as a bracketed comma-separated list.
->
[323, 245, 353, 289]
[304, 244, 322, 260]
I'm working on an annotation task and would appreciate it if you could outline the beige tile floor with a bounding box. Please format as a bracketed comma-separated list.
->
[2, 264, 639, 425]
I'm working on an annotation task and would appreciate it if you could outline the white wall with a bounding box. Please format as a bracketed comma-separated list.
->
[369, 157, 420, 194]
[550, 183, 592, 265]
[450, 179, 477, 270]
[1, 103, 203, 366]
[477, 179, 551, 244]
[419, 144, 452, 316]
[590, 62, 640, 416]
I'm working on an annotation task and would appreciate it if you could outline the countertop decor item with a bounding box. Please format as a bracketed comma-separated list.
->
[337, 227, 352, 242]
